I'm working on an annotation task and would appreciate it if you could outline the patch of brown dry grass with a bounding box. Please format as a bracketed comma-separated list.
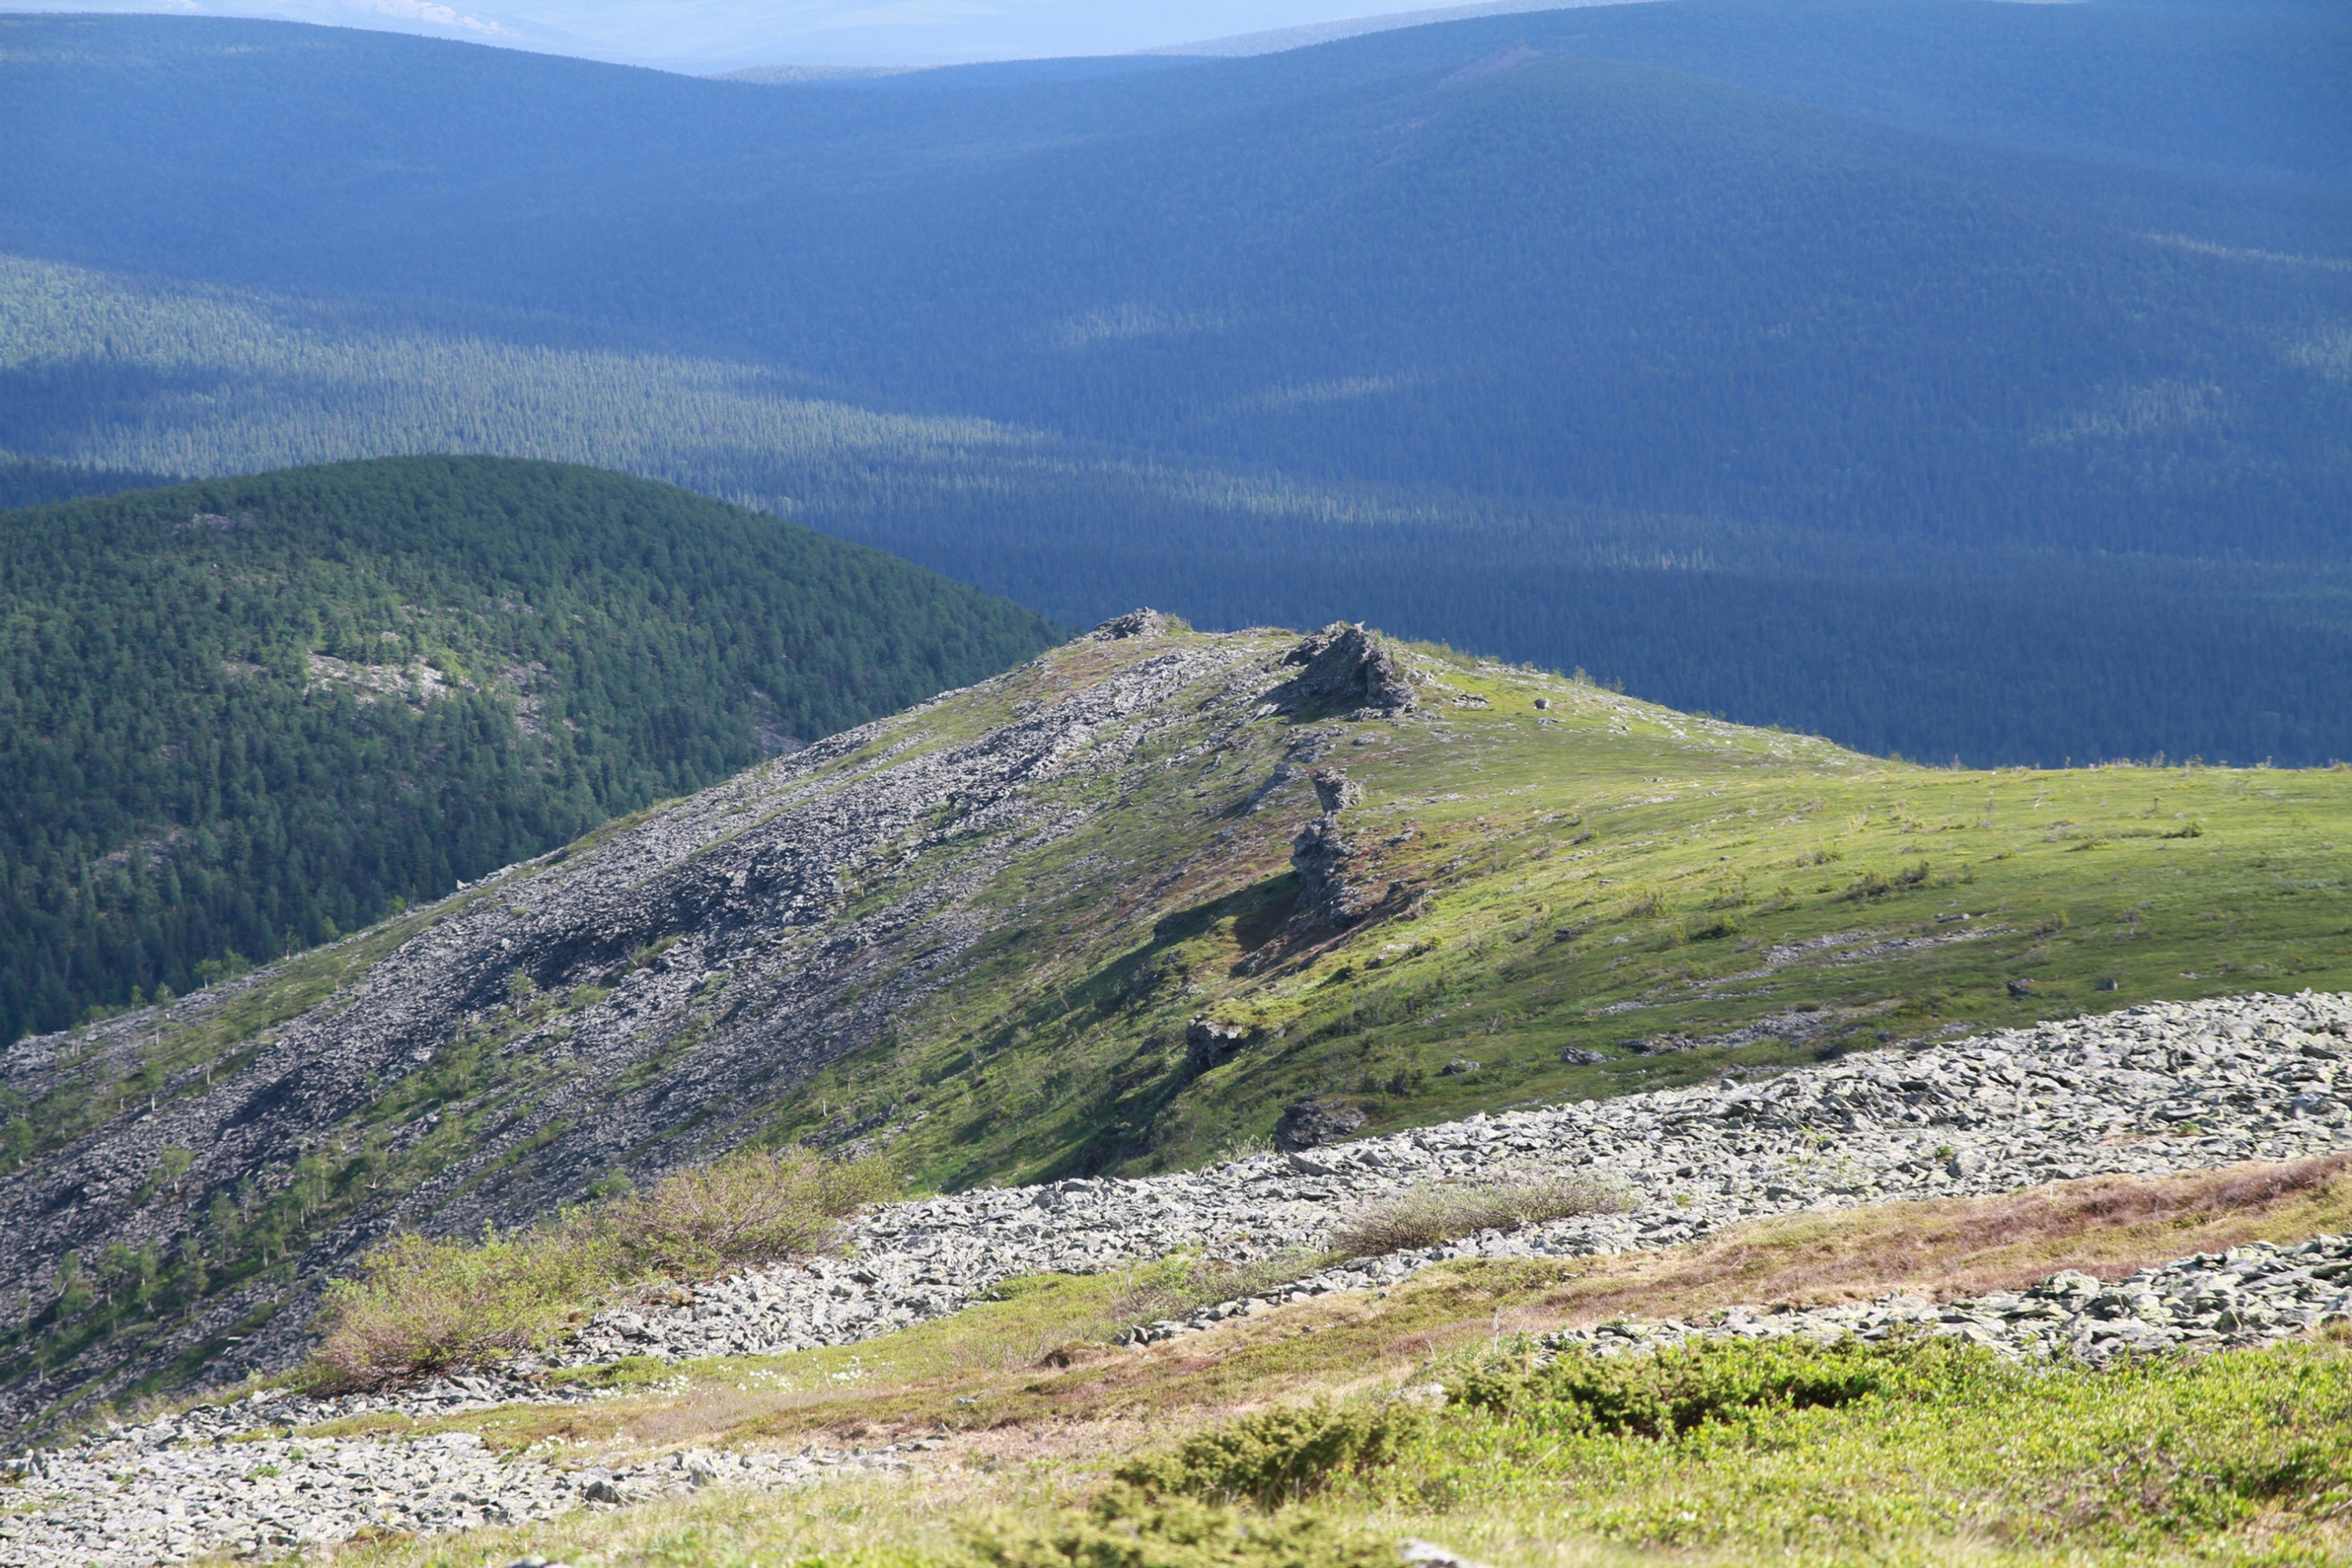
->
[1519, 1153, 2352, 1330]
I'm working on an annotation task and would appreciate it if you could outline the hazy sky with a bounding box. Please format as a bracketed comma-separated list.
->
[22, 0, 1633, 72]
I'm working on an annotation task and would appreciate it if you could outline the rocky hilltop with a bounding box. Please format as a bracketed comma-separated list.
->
[5, 613, 2350, 1434]
[0, 615, 1455, 1428]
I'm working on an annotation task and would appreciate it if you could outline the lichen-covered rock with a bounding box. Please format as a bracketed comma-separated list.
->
[1290, 814, 1362, 927]
[1310, 767, 1363, 812]
[1093, 608, 1171, 641]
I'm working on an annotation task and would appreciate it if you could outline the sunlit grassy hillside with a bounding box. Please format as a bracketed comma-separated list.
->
[738, 630, 2352, 1187]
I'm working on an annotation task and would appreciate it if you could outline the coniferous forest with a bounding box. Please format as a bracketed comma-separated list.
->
[0, 457, 1060, 1044]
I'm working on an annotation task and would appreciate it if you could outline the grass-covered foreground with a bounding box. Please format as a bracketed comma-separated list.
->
[281, 1160, 2352, 1568]
[314, 1327, 2352, 1568]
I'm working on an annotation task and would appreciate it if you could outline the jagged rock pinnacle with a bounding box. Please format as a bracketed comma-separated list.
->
[1274, 623, 1416, 715]
[1091, 608, 1169, 640]
[1310, 767, 1363, 814]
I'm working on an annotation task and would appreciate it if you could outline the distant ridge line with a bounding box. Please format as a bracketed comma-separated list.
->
[1141, 0, 1657, 60]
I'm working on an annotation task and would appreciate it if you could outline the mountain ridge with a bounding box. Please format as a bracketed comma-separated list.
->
[0, 456, 1062, 1044]
[6, 612, 2352, 1434]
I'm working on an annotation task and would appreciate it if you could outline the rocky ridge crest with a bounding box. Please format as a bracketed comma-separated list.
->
[0, 615, 1411, 1431]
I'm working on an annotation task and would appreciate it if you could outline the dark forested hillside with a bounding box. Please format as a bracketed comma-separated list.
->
[0, 2, 2346, 766]
[0, 457, 1061, 1044]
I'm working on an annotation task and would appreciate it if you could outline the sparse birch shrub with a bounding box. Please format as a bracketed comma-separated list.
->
[309, 1147, 893, 1390]
[583, 1145, 897, 1278]
[310, 1229, 614, 1391]
[1114, 1402, 1432, 1508]
[1328, 1173, 1635, 1259]
[1450, 1333, 1995, 1438]
[1110, 1250, 1334, 1329]
[1844, 869, 1893, 902]
[968, 1486, 1390, 1568]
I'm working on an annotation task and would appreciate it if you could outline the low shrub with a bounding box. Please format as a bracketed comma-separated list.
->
[306, 1229, 612, 1391]
[582, 1146, 897, 1279]
[1110, 1342, 1980, 1515]
[1451, 1333, 1995, 1438]
[967, 1486, 1390, 1568]
[1328, 1173, 1634, 1259]
[1109, 1250, 1334, 1330]
[1091, 1336, 2352, 1563]
[309, 1146, 891, 1391]
[1114, 1402, 1432, 1508]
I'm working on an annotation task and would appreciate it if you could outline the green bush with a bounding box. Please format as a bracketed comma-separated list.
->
[306, 1229, 612, 1389]
[310, 1147, 891, 1390]
[966, 1487, 1391, 1568]
[1327, 1174, 1634, 1260]
[1451, 1333, 1994, 1438]
[1114, 1403, 1432, 1508]
[1109, 1251, 1334, 1332]
[1092, 1334, 2352, 1562]
[581, 1146, 896, 1280]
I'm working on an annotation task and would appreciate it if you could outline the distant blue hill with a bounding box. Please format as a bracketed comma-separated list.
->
[1, 2, 2347, 765]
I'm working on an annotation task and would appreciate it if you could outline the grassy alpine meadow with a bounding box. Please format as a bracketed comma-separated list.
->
[26, 626, 2352, 1219]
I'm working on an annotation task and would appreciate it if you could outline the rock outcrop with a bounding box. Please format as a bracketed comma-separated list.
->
[1184, 1017, 1251, 1073]
[1272, 623, 1416, 716]
[1310, 767, 1364, 812]
[1092, 608, 1171, 641]
[1274, 1096, 1370, 1150]
[1290, 766, 1381, 928]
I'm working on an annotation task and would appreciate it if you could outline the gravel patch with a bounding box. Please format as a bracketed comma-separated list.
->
[0, 1422, 923, 1567]
[1545, 1232, 2352, 1360]
[566, 989, 2352, 1357]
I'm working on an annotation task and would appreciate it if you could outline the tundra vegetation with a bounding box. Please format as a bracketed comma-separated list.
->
[8, 624, 2352, 1432]
[310, 1149, 896, 1391]
[285, 1158, 2352, 1567]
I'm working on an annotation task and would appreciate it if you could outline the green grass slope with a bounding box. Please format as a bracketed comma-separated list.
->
[760, 633, 2352, 1188]
[27, 619, 2349, 1195]
[0, 456, 1061, 1045]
